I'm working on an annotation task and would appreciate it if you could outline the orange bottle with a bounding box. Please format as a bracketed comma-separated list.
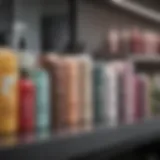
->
[0, 48, 18, 135]
[64, 56, 81, 129]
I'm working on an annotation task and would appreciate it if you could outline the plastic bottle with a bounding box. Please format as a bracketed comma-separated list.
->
[130, 27, 144, 54]
[63, 56, 81, 130]
[93, 62, 106, 125]
[0, 48, 18, 135]
[79, 55, 93, 128]
[107, 29, 120, 55]
[19, 69, 35, 133]
[32, 69, 50, 131]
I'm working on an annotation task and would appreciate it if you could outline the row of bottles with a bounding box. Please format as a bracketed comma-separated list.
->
[42, 54, 153, 128]
[106, 27, 160, 55]
[0, 48, 50, 135]
[19, 68, 50, 133]
[0, 49, 159, 135]
[42, 54, 93, 130]
[92, 61, 150, 126]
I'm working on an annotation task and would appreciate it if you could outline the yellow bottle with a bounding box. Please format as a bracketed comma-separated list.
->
[0, 48, 18, 135]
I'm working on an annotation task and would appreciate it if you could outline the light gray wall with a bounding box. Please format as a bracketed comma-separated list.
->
[77, 0, 160, 52]
[12, 0, 42, 53]
[12, 0, 68, 53]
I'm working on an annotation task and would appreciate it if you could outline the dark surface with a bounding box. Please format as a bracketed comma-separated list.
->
[0, 119, 160, 160]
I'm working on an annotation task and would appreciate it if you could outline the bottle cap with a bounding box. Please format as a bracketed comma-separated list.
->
[20, 68, 30, 78]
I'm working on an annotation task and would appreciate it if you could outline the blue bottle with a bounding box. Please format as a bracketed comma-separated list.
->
[32, 69, 50, 131]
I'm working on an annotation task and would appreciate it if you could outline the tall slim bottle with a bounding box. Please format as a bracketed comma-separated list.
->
[64, 56, 81, 129]
[19, 69, 35, 133]
[40, 54, 59, 130]
[79, 55, 93, 128]
[53, 57, 68, 130]
[104, 63, 119, 127]
[123, 63, 135, 124]
[32, 69, 50, 131]
[93, 62, 106, 125]
[0, 48, 18, 135]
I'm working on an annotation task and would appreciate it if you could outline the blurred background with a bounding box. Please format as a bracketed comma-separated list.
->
[1, 0, 160, 160]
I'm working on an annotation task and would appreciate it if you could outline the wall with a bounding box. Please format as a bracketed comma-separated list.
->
[0, 1, 12, 32]
[77, 0, 160, 52]
[41, 0, 69, 52]
[12, 0, 160, 53]
[0, 0, 13, 45]
[12, 0, 68, 53]
[42, 0, 68, 15]
[12, 0, 42, 53]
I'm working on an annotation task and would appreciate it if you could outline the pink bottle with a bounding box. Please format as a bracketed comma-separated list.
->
[130, 27, 144, 54]
[107, 29, 120, 55]
[144, 32, 158, 55]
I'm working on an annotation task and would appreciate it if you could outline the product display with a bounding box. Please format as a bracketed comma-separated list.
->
[2, 5, 160, 160]
[0, 48, 159, 135]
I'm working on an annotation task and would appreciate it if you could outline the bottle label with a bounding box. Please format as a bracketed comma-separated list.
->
[1, 75, 16, 96]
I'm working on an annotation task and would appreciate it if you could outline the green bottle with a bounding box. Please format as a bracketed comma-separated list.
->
[32, 69, 50, 131]
[93, 62, 106, 125]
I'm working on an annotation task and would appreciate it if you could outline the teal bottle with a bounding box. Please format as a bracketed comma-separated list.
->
[93, 62, 106, 125]
[32, 69, 50, 131]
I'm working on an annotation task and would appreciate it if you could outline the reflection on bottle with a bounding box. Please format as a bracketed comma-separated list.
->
[36, 129, 50, 140]
[20, 133, 35, 144]
[0, 135, 18, 148]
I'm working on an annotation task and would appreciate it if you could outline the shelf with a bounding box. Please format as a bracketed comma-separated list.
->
[108, 0, 160, 24]
[0, 119, 160, 160]
[94, 54, 160, 64]
[130, 55, 160, 63]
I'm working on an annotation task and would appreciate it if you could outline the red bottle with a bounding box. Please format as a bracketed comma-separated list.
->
[19, 69, 35, 133]
[130, 27, 144, 54]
